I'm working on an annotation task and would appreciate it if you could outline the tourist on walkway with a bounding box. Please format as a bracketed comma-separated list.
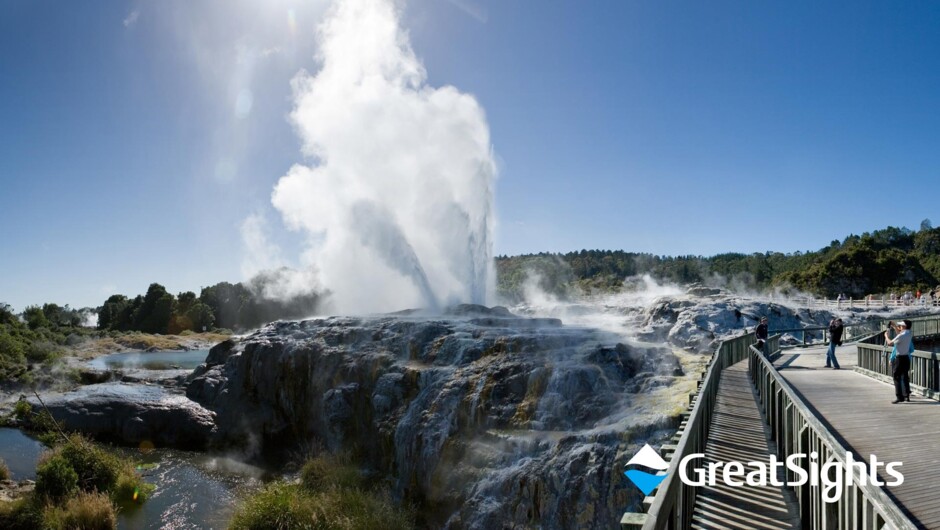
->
[885, 321, 913, 403]
[826, 318, 843, 369]
[755, 317, 769, 356]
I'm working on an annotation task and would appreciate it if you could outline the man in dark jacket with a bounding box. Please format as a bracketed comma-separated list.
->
[826, 318, 844, 369]
[755, 317, 769, 355]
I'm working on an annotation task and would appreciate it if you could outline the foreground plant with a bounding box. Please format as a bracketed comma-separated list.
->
[230, 454, 414, 530]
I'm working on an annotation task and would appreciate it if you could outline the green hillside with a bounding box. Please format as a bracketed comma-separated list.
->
[497, 222, 940, 302]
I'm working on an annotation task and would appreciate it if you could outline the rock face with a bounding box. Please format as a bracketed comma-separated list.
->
[30, 383, 216, 449]
[186, 306, 683, 529]
[637, 294, 842, 352]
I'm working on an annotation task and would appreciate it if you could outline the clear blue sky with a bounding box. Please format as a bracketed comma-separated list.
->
[2, 0, 940, 311]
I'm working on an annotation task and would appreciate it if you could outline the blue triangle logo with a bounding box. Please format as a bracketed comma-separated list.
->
[625, 469, 667, 496]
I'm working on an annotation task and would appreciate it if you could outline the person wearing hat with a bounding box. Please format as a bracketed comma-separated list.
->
[885, 321, 913, 403]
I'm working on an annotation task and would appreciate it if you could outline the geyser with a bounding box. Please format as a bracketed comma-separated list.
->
[270, 0, 497, 314]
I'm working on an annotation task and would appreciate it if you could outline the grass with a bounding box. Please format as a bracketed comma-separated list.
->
[0, 457, 9, 480]
[299, 453, 363, 492]
[71, 330, 232, 359]
[230, 454, 414, 530]
[41, 491, 117, 530]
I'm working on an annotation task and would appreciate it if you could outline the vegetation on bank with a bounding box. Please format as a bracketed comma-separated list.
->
[229, 453, 414, 530]
[0, 303, 96, 385]
[0, 424, 151, 530]
[497, 222, 940, 301]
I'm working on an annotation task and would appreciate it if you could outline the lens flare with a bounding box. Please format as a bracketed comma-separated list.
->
[287, 9, 297, 34]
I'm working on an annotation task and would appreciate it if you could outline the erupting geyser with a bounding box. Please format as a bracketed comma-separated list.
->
[270, 0, 497, 314]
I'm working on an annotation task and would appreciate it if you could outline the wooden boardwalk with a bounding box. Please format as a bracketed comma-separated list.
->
[777, 345, 940, 530]
[690, 360, 801, 530]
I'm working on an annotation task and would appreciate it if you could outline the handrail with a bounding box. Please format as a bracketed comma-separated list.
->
[621, 332, 780, 529]
[795, 297, 940, 309]
[855, 316, 940, 399]
[748, 346, 917, 530]
[773, 320, 884, 346]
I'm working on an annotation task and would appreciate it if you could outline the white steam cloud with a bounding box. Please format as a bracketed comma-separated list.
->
[269, 0, 496, 314]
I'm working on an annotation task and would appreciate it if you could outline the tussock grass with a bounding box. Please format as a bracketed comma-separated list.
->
[41, 491, 117, 530]
[231, 454, 414, 530]
[0, 457, 9, 480]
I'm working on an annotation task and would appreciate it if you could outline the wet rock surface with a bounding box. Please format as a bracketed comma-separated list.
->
[186, 306, 683, 529]
[29, 383, 216, 450]
[0, 480, 35, 503]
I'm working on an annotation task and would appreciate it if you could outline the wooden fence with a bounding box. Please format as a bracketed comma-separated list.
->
[856, 315, 940, 400]
[749, 345, 916, 530]
[620, 332, 779, 529]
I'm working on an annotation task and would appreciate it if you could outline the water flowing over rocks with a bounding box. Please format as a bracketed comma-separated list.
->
[186, 305, 684, 528]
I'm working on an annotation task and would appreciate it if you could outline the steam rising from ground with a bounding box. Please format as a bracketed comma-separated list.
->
[267, 0, 496, 314]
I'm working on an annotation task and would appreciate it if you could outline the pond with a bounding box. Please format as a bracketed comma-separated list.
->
[0, 427, 46, 479]
[87, 350, 210, 371]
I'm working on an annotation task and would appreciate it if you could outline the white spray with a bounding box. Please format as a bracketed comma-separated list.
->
[270, 0, 496, 314]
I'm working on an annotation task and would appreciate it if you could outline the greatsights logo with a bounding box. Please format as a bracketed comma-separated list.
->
[625, 445, 904, 503]
[624, 444, 670, 495]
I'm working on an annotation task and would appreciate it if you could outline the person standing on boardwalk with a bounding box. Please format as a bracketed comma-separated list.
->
[755, 317, 769, 356]
[885, 321, 913, 403]
[826, 318, 843, 369]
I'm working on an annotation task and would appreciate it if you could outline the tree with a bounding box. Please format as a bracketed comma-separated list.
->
[23, 305, 49, 330]
[921, 218, 933, 232]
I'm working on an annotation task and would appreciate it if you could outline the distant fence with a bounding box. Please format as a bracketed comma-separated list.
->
[856, 315, 940, 400]
[749, 344, 917, 530]
[620, 332, 779, 529]
[791, 297, 939, 309]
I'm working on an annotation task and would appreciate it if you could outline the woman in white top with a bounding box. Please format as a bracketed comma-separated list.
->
[885, 321, 913, 403]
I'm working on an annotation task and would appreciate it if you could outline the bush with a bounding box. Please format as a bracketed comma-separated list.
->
[42, 491, 117, 530]
[112, 467, 154, 507]
[0, 457, 9, 480]
[58, 435, 120, 493]
[13, 400, 31, 420]
[36, 455, 78, 502]
[26, 341, 60, 363]
[300, 454, 363, 492]
[0, 333, 28, 380]
[0, 497, 44, 530]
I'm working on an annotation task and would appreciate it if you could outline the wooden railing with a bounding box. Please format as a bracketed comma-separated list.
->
[620, 332, 779, 529]
[855, 316, 940, 400]
[749, 345, 917, 530]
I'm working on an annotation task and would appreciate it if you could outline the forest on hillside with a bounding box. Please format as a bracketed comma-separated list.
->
[496, 221, 940, 302]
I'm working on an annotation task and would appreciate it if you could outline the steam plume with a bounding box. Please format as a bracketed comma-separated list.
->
[270, 0, 497, 314]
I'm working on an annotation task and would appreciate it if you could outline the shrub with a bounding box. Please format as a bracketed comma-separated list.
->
[35, 455, 78, 502]
[13, 400, 31, 420]
[59, 435, 120, 493]
[26, 340, 60, 363]
[300, 454, 363, 492]
[0, 497, 44, 530]
[42, 491, 117, 530]
[0, 457, 9, 480]
[112, 466, 154, 507]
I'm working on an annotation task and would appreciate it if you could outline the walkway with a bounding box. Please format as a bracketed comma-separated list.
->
[690, 360, 801, 530]
[777, 345, 940, 530]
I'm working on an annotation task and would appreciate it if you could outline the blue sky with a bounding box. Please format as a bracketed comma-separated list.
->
[2, 0, 940, 311]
